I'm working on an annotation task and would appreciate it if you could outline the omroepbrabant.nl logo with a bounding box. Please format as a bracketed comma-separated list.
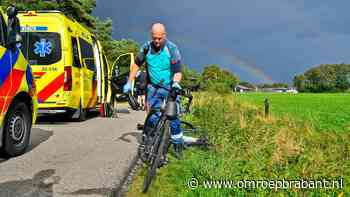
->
[188, 178, 343, 190]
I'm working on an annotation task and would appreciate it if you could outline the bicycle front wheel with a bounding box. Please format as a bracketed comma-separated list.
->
[139, 109, 160, 163]
[142, 119, 170, 193]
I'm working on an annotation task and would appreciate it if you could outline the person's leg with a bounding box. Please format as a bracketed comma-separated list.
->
[137, 93, 142, 108]
[146, 85, 163, 128]
[141, 94, 145, 110]
[170, 119, 182, 143]
[170, 97, 184, 159]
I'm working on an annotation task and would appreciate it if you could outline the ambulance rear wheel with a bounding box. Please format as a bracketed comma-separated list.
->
[2, 100, 32, 157]
[78, 103, 87, 121]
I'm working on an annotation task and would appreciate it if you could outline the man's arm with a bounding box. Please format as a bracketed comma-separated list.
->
[127, 43, 148, 83]
[123, 43, 148, 93]
[171, 44, 182, 84]
[128, 63, 139, 83]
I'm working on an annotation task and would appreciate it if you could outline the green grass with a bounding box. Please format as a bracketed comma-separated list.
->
[127, 92, 350, 196]
[235, 93, 350, 132]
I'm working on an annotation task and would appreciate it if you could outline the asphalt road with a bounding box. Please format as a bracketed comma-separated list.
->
[0, 105, 145, 197]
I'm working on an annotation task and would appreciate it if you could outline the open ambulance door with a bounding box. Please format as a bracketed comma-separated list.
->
[91, 37, 102, 104]
[109, 53, 136, 117]
[91, 37, 114, 117]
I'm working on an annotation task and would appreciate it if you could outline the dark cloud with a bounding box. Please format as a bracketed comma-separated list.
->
[94, 0, 350, 83]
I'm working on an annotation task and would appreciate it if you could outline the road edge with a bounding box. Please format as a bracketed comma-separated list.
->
[110, 152, 141, 197]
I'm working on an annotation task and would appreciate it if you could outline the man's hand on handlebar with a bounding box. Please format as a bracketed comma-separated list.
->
[172, 82, 182, 90]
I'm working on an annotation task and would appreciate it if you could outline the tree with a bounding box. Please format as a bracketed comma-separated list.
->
[93, 18, 139, 63]
[202, 65, 221, 81]
[293, 74, 306, 92]
[201, 64, 239, 93]
[4, 0, 96, 28]
[335, 65, 350, 91]
[220, 69, 239, 88]
[94, 18, 114, 60]
[181, 64, 200, 91]
[294, 64, 350, 92]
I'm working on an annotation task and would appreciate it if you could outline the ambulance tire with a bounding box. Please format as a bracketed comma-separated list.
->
[1, 101, 32, 157]
[70, 101, 87, 121]
[77, 104, 87, 122]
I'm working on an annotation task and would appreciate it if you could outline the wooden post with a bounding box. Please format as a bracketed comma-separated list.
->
[264, 98, 269, 117]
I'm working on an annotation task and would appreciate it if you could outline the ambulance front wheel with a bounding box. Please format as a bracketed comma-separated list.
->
[2, 100, 32, 157]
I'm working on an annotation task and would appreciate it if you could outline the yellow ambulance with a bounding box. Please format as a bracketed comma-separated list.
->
[18, 10, 111, 121]
[0, 6, 38, 157]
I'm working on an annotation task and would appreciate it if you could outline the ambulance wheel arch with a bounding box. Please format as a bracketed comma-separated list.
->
[1, 92, 33, 157]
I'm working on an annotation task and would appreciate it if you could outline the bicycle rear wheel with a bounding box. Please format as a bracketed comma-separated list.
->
[142, 119, 170, 193]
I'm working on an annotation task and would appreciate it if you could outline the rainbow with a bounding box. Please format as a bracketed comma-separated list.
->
[218, 47, 274, 83]
[174, 36, 274, 83]
[126, 29, 274, 83]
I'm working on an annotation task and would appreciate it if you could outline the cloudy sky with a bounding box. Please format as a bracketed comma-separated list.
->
[94, 0, 350, 83]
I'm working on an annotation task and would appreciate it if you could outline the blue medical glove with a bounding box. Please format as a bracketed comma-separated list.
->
[123, 81, 132, 93]
[172, 82, 182, 90]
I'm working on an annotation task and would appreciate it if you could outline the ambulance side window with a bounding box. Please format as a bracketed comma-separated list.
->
[78, 37, 96, 72]
[71, 37, 81, 68]
[0, 14, 7, 46]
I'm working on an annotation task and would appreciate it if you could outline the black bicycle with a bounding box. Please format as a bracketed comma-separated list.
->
[139, 84, 192, 193]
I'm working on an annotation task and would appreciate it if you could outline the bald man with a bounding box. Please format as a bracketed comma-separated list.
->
[123, 23, 184, 158]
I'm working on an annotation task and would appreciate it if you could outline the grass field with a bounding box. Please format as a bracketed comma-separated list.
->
[127, 92, 349, 196]
[235, 93, 350, 132]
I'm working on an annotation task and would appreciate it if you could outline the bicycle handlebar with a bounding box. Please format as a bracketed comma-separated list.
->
[109, 77, 193, 112]
[151, 82, 193, 113]
[151, 82, 192, 99]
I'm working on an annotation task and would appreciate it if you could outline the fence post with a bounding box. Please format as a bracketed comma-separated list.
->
[264, 98, 269, 117]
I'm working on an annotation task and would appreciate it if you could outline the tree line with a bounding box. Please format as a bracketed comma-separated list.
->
[294, 64, 350, 93]
[181, 64, 239, 93]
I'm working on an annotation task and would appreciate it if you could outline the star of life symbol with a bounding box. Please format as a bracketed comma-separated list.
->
[34, 39, 52, 57]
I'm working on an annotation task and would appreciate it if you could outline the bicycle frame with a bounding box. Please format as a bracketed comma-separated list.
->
[141, 85, 192, 193]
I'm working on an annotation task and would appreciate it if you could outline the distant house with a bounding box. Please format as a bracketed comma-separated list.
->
[261, 87, 298, 93]
[234, 85, 254, 92]
[286, 87, 298, 94]
[271, 87, 287, 92]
